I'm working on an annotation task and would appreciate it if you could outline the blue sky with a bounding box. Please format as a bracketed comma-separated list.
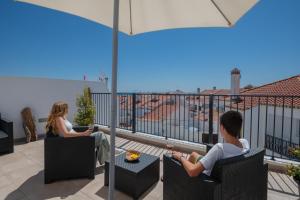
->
[0, 0, 299, 92]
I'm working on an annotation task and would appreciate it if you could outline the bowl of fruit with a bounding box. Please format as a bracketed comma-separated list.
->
[125, 150, 141, 162]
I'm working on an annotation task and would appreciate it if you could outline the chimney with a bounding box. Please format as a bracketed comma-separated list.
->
[104, 77, 109, 91]
[231, 68, 241, 96]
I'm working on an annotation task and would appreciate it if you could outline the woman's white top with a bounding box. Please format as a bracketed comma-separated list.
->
[198, 139, 250, 176]
[58, 119, 75, 137]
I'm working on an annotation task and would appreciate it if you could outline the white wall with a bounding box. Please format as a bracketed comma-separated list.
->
[232, 105, 300, 150]
[0, 76, 109, 139]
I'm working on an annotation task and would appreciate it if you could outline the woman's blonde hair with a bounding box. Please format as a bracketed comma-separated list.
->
[46, 101, 68, 134]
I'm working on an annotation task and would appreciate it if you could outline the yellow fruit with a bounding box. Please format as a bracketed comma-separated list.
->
[130, 153, 139, 159]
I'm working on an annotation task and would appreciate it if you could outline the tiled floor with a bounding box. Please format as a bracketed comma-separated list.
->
[0, 137, 299, 200]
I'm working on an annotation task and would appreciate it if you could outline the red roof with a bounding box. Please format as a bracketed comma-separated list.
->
[241, 75, 300, 96]
[119, 94, 177, 121]
[201, 89, 230, 95]
[229, 75, 300, 109]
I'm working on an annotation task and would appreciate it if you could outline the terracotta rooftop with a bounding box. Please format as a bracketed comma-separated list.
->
[193, 110, 222, 122]
[241, 75, 300, 97]
[200, 89, 230, 95]
[229, 75, 300, 110]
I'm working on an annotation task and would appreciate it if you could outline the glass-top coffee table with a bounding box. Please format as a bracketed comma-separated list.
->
[104, 152, 160, 199]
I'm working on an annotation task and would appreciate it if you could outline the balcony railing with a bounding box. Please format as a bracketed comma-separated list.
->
[92, 93, 300, 161]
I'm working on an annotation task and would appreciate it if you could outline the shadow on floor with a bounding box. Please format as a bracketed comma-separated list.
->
[5, 166, 105, 200]
[96, 182, 159, 200]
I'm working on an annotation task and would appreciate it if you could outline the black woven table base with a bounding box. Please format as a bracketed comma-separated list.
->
[105, 153, 160, 199]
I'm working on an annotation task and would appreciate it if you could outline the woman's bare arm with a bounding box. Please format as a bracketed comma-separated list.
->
[56, 117, 91, 137]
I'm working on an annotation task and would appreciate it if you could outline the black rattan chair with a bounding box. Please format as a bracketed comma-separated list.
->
[44, 126, 97, 184]
[0, 113, 14, 154]
[163, 148, 268, 200]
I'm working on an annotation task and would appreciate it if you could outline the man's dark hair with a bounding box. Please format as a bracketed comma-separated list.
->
[220, 110, 243, 138]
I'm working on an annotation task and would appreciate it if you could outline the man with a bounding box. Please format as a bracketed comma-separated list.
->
[172, 110, 250, 177]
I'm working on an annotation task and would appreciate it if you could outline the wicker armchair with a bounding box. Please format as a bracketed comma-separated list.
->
[44, 126, 97, 184]
[0, 113, 14, 154]
[163, 148, 268, 200]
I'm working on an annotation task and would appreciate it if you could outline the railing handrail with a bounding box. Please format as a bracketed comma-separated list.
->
[92, 92, 300, 98]
[92, 92, 300, 161]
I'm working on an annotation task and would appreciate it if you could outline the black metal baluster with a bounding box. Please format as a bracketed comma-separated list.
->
[188, 95, 190, 142]
[132, 93, 136, 133]
[198, 95, 201, 143]
[179, 95, 181, 140]
[118, 94, 120, 128]
[175, 95, 177, 139]
[272, 97, 277, 160]
[250, 96, 253, 147]
[147, 94, 149, 134]
[103, 94, 110, 126]
[165, 95, 168, 138]
[151, 94, 153, 135]
[119, 94, 121, 128]
[127, 94, 130, 131]
[193, 95, 195, 142]
[243, 96, 246, 138]
[183, 95, 186, 140]
[217, 96, 220, 138]
[109, 93, 112, 127]
[105, 94, 107, 126]
[222, 96, 225, 143]
[121, 94, 124, 130]
[165, 95, 168, 139]
[94, 94, 97, 124]
[257, 97, 261, 148]
[107, 93, 109, 126]
[209, 95, 214, 144]
[124, 94, 128, 130]
[122, 94, 124, 129]
[281, 97, 285, 157]
[143, 94, 146, 133]
[169, 94, 171, 139]
[101, 94, 103, 125]
[101, 94, 102, 125]
[203, 96, 206, 136]
[289, 97, 294, 146]
[157, 94, 159, 136]
[124, 94, 126, 129]
[265, 96, 269, 152]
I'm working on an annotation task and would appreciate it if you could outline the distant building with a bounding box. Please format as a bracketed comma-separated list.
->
[231, 68, 241, 96]
[227, 74, 300, 156]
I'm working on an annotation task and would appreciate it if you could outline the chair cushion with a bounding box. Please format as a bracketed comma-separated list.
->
[0, 130, 8, 139]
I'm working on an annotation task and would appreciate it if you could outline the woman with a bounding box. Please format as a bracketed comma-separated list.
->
[45, 101, 110, 165]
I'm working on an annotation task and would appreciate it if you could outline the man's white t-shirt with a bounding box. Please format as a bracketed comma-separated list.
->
[199, 139, 250, 176]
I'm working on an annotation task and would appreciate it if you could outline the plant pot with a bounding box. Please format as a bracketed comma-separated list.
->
[73, 125, 99, 133]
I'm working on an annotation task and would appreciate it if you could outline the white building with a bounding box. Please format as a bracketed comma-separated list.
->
[226, 75, 300, 157]
[0, 76, 108, 139]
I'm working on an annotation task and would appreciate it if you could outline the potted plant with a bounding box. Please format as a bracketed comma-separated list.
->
[74, 87, 96, 131]
[287, 147, 300, 191]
